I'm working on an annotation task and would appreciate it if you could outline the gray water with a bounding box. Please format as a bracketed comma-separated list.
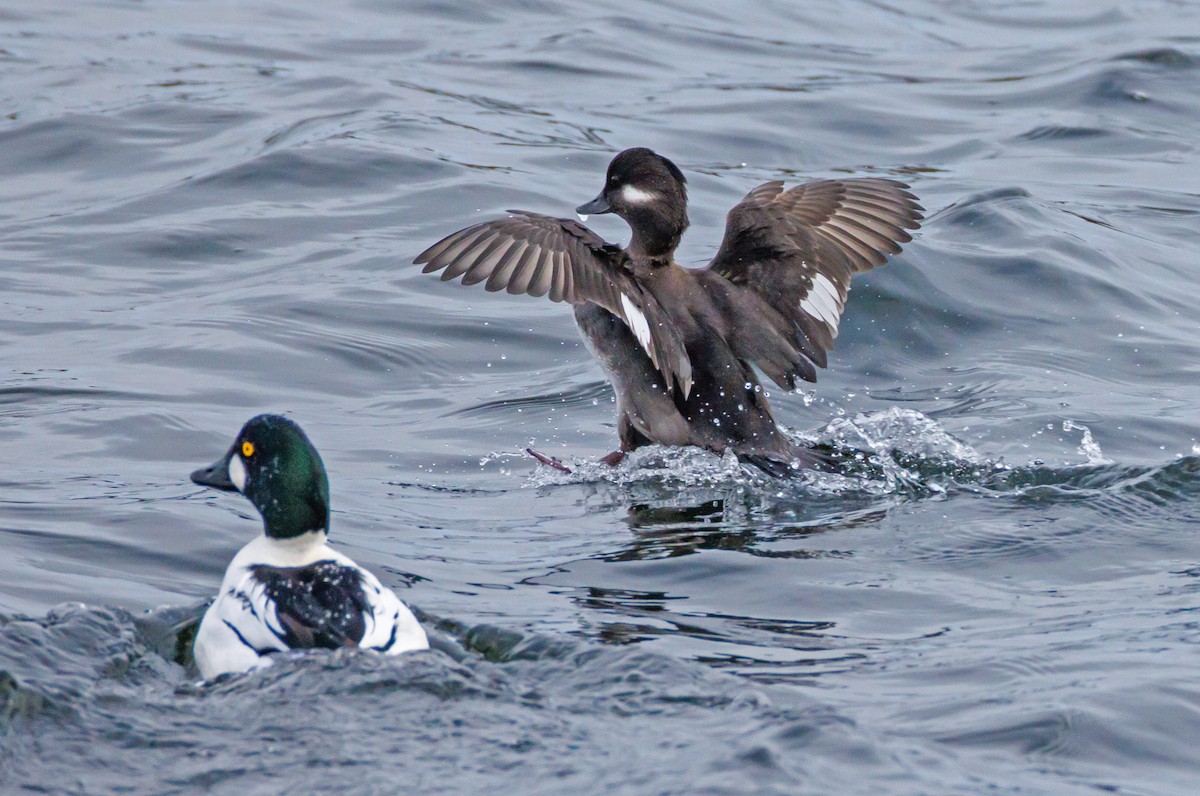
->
[3, 0, 1200, 793]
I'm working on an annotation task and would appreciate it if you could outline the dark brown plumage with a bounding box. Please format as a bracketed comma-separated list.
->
[416, 147, 923, 474]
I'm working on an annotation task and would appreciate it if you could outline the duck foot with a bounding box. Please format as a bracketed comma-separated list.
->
[526, 448, 572, 473]
[599, 450, 627, 467]
[526, 448, 629, 472]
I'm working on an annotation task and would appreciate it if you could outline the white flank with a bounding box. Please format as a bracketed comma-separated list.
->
[800, 273, 843, 334]
[577, 213, 589, 223]
[229, 454, 247, 492]
[194, 532, 428, 678]
[619, 184, 656, 205]
[620, 292, 654, 358]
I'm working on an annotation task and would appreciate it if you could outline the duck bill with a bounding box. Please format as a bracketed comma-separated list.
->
[191, 448, 237, 491]
[575, 192, 612, 216]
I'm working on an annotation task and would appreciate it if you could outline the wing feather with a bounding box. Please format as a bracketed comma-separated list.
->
[526, 243, 554, 297]
[706, 176, 923, 387]
[483, 240, 523, 292]
[428, 227, 492, 278]
[416, 211, 694, 396]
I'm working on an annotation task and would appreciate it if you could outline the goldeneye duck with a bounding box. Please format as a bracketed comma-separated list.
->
[416, 147, 923, 476]
[190, 414, 428, 678]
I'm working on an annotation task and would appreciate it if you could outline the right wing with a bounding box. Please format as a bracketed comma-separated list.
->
[416, 212, 693, 397]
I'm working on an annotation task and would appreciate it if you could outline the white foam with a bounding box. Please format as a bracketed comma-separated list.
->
[1063, 420, 1114, 465]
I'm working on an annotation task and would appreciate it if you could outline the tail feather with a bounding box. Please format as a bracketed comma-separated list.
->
[738, 444, 838, 478]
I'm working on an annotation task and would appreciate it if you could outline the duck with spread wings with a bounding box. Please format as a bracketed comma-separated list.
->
[416, 147, 922, 476]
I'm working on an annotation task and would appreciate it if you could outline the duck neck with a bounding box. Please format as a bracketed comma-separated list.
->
[255, 529, 331, 567]
[626, 208, 687, 261]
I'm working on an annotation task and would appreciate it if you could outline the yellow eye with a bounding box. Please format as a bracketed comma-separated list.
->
[241, 441, 255, 458]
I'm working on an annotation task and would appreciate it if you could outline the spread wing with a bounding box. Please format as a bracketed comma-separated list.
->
[706, 178, 923, 389]
[416, 211, 693, 397]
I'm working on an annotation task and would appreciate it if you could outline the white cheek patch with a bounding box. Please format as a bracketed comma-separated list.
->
[620, 293, 654, 358]
[229, 454, 247, 492]
[800, 273, 844, 335]
[619, 185, 656, 205]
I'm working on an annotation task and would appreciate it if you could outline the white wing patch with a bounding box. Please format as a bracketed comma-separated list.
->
[620, 185, 656, 205]
[800, 273, 845, 336]
[619, 292, 654, 359]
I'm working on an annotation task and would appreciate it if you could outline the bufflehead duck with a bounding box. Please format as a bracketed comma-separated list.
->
[190, 414, 428, 678]
[416, 148, 922, 475]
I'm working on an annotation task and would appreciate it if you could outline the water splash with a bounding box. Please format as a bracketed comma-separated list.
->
[816, 407, 986, 464]
[513, 408, 1000, 497]
[523, 445, 762, 490]
[1062, 420, 1114, 465]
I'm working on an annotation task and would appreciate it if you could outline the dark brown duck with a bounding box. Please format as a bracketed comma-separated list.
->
[416, 148, 923, 476]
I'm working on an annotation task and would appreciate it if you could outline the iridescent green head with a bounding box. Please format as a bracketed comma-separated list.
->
[191, 414, 330, 539]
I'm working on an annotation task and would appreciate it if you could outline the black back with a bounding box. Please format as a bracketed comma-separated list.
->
[250, 561, 370, 649]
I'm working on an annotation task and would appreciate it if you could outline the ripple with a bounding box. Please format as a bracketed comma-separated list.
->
[1113, 48, 1196, 69]
[0, 603, 894, 793]
[454, 380, 613, 417]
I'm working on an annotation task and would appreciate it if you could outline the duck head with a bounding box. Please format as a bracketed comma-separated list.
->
[191, 414, 330, 539]
[576, 147, 689, 259]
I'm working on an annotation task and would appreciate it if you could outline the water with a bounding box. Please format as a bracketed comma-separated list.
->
[3, 0, 1200, 792]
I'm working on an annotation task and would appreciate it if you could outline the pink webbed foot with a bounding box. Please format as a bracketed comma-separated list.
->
[526, 448, 629, 472]
[599, 450, 627, 467]
[526, 448, 572, 473]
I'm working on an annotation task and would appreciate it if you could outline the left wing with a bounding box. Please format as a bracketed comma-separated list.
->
[706, 178, 923, 389]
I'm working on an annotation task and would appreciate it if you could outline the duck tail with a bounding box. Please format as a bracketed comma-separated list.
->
[738, 444, 837, 478]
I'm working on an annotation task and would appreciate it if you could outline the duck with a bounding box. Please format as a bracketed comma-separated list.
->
[415, 147, 923, 476]
[189, 414, 428, 678]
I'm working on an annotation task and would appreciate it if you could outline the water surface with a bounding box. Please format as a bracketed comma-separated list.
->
[3, 1, 1200, 792]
